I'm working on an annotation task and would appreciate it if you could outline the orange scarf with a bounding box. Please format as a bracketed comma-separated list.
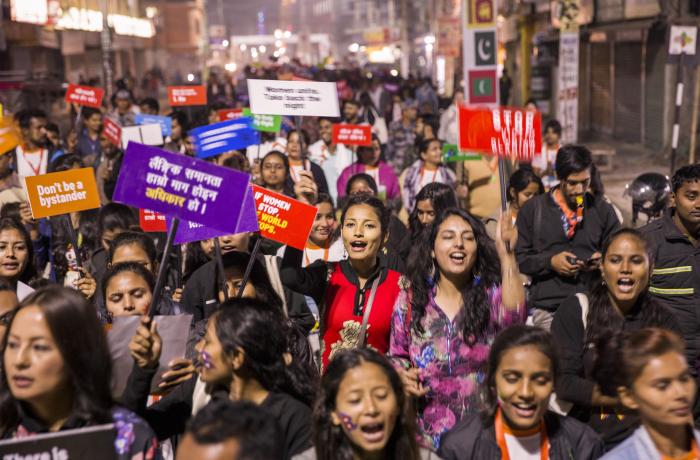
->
[495, 408, 549, 460]
[552, 188, 583, 239]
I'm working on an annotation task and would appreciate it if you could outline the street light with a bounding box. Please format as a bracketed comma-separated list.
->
[259, 45, 266, 53]
[222, 39, 229, 47]
[224, 62, 237, 72]
[283, 30, 291, 38]
[187, 73, 195, 82]
[274, 29, 283, 39]
[240, 44, 247, 51]
[348, 43, 359, 53]
[424, 35, 435, 45]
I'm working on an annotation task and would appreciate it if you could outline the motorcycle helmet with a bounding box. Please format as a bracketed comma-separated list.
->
[624, 172, 671, 225]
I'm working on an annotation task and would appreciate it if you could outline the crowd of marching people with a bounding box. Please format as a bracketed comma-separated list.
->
[2, 63, 700, 460]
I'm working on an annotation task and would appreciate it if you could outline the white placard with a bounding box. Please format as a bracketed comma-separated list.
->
[247, 79, 340, 117]
[557, 31, 579, 144]
[121, 124, 164, 149]
[669, 26, 698, 56]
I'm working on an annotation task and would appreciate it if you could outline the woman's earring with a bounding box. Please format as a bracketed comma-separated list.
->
[427, 260, 436, 287]
[473, 270, 482, 286]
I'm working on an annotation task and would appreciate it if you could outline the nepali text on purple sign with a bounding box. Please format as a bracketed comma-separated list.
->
[172, 185, 259, 244]
[113, 143, 250, 233]
[191, 117, 260, 159]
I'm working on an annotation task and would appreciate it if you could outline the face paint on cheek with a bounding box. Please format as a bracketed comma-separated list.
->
[199, 351, 214, 369]
[337, 412, 358, 431]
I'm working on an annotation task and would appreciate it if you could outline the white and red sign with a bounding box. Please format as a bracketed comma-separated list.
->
[64, 84, 104, 108]
[458, 106, 542, 161]
[167, 85, 207, 106]
[332, 124, 372, 146]
[139, 209, 167, 232]
[217, 108, 244, 122]
[102, 117, 121, 147]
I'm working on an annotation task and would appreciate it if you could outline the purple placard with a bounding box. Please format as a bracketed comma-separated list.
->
[171, 185, 259, 244]
[113, 143, 250, 233]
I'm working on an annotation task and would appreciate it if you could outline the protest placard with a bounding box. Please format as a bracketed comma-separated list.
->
[139, 209, 167, 232]
[217, 108, 244, 122]
[168, 85, 207, 106]
[458, 106, 542, 161]
[442, 143, 483, 162]
[0, 424, 117, 459]
[332, 123, 372, 146]
[190, 117, 260, 159]
[107, 315, 192, 397]
[135, 113, 172, 137]
[113, 143, 251, 234]
[121, 124, 164, 149]
[0, 117, 20, 155]
[242, 108, 282, 132]
[64, 84, 104, 108]
[172, 185, 259, 244]
[247, 79, 340, 117]
[25, 168, 101, 219]
[252, 184, 317, 250]
[102, 117, 121, 147]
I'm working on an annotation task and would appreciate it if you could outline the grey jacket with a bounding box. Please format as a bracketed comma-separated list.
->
[601, 425, 700, 459]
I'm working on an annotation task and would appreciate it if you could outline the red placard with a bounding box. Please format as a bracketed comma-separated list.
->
[64, 84, 104, 108]
[458, 106, 542, 161]
[167, 85, 207, 106]
[139, 209, 167, 232]
[217, 108, 244, 122]
[102, 117, 121, 147]
[251, 184, 318, 250]
[332, 124, 372, 146]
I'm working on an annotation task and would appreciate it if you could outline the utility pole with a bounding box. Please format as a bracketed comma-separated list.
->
[100, 0, 113, 101]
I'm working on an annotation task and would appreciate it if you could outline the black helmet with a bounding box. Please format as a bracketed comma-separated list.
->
[624, 172, 671, 225]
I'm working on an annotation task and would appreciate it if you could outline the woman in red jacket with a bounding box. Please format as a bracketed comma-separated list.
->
[281, 193, 402, 370]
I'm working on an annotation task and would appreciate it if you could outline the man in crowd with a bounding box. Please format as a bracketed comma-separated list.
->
[13, 109, 50, 179]
[641, 164, 700, 372]
[387, 98, 417, 174]
[341, 99, 362, 125]
[76, 107, 103, 163]
[139, 97, 160, 115]
[307, 117, 353, 204]
[516, 145, 620, 329]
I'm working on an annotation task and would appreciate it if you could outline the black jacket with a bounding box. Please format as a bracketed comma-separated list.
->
[640, 212, 700, 370]
[180, 257, 314, 332]
[438, 411, 604, 460]
[550, 293, 681, 447]
[515, 191, 620, 311]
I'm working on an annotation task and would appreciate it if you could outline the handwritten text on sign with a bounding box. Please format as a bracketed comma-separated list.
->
[332, 124, 372, 146]
[458, 106, 542, 161]
[113, 143, 250, 233]
[247, 79, 340, 117]
[26, 168, 101, 219]
[167, 85, 207, 106]
[64, 84, 104, 108]
[252, 184, 317, 250]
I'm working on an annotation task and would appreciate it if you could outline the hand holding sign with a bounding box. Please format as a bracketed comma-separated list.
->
[128, 316, 162, 369]
[293, 169, 318, 205]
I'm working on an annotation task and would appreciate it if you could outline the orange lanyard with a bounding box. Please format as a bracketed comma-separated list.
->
[495, 408, 549, 460]
[304, 240, 330, 266]
[660, 438, 700, 460]
[289, 160, 308, 182]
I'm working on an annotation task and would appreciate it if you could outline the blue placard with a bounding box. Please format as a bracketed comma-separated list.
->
[190, 117, 261, 159]
[135, 114, 172, 137]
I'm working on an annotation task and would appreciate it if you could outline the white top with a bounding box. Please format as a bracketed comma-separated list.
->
[245, 138, 288, 165]
[277, 238, 345, 267]
[15, 145, 48, 178]
[504, 431, 542, 460]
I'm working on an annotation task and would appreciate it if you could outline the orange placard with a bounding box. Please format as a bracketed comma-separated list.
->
[168, 85, 207, 106]
[0, 117, 20, 155]
[251, 184, 318, 250]
[26, 168, 101, 219]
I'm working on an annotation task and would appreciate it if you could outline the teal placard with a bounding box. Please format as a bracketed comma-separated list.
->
[242, 108, 282, 132]
[442, 144, 483, 162]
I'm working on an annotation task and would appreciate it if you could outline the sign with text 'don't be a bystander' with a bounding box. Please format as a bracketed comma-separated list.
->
[25, 168, 101, 219]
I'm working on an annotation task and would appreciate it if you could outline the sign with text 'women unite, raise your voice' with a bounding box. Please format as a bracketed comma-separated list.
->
[112, 143, 251, 233]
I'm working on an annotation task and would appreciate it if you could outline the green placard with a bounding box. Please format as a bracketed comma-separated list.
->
[442, 144, 483, 162]
[243, 108, 282, 132]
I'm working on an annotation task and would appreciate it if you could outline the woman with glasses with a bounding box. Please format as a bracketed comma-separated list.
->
[337, 136, 400, 206]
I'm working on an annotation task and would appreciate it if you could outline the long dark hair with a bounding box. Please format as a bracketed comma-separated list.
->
[0, 287, 113, 436]
[312, 348, 420, 460]
[213, 298, 314, 405]
[482, 325, 559, 420]
[407, 182, 457, 239]
[0, 218, 36, 284]
[409, 208, 501, 343]
[507, 168, 544, 203]
[585, 228, 668, 346]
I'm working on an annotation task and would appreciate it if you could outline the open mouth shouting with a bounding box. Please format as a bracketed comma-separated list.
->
[616, 277, 636, 294]
[359, 421, 386, 444]
[349, 240, 368, 254]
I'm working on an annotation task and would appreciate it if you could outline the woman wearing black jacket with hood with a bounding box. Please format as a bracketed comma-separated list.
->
[439, 325, 603, 460]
